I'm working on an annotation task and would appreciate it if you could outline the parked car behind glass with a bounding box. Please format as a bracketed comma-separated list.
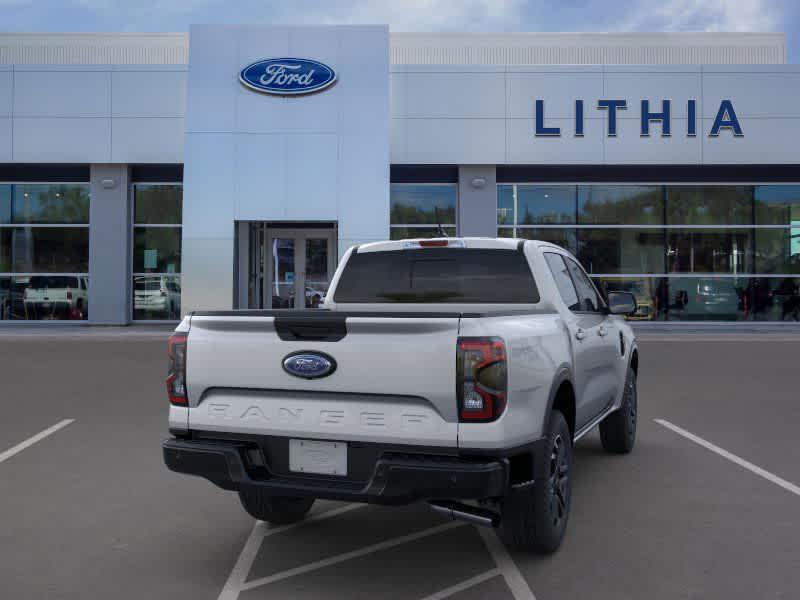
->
[23, 275, 88, 320]
[669, 278, 741, 320]
[134, 276, 181, 319]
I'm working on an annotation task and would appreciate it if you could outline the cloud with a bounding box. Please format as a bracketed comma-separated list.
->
[75, 0, 217, 16]
[622, 0, 780, 32]
[282, 0, 525, 31]
[55, 0, 526, 34]
[0, 0, 789, 42]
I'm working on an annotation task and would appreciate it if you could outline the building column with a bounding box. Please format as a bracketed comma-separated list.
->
[457, 166, 497, 237]
[88, 164, 131, 325]
[235, 221, 249, 309]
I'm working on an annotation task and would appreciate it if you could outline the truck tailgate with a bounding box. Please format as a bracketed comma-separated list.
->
[185, 312, 460, 447]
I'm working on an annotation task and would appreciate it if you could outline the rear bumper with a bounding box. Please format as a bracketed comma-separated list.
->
[162, 437, 537, 505]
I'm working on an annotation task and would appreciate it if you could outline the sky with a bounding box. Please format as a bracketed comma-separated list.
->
[0, 0, 798, 62]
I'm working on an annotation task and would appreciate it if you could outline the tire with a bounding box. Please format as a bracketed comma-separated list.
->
[498, 410, 572, 554]
[238, 486, 314, 524]
[599, 367, 637, 454]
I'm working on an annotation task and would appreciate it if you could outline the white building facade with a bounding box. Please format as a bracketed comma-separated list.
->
[0, 28, 798, 323]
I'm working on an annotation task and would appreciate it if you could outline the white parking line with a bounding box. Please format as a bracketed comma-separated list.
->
[219, 504, 538, 600]
[655, 418, 800, 498]
[418, 568, 501, 600]
[0, 419, 75, 464]
[477, 528, 537, 600]
[240, 521, 464, 592]
[218, 503, 366, 600]
[218, 520, 265, 600]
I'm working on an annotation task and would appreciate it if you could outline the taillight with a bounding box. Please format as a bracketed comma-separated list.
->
[403, 239, 465, 249]
[456, 337, 507, 422]
[166, 333, 188, 406]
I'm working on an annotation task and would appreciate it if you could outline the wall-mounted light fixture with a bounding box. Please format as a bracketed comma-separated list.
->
[470, 177, 487, 189]
[101, 178, 116, 189]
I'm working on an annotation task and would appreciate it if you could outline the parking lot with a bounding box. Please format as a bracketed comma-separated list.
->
[1, 328, 799, 600]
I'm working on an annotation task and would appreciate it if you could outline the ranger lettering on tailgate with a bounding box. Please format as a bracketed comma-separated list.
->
[206, 402, 433, 432]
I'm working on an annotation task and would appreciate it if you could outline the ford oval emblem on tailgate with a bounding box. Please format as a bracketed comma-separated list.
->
[283, 351, 337, 379]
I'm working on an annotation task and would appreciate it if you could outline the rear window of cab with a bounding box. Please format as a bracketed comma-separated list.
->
[333, 248, 540, 303]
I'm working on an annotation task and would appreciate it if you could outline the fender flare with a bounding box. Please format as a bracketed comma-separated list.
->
[544, 364, 575, 432]
[627, 344, 639, 376]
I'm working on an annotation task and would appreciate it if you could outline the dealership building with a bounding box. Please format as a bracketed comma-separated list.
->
[0, 27, 798, 324]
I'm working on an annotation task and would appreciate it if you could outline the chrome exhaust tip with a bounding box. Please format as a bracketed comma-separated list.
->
[429, 500, 500, 528]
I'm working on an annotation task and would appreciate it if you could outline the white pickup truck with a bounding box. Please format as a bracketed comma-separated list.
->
[163, 238, 639, 553]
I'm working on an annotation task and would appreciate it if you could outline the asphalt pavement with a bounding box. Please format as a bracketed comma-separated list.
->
[1, 329, 798, 599]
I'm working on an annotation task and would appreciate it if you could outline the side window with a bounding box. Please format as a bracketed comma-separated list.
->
[564, 257, 603, 313]
[544, 253, 580, 311]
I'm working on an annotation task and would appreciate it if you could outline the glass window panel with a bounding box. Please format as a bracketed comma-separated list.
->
[754, 185, 800, 225]
[271, 238, 295, 309]
[0, 276, 10, 320]
[305, 238, 328, 282]
[578, 185, 663, 225]
[0, 228, 9, 272]
[564, 257, 602, 312]
[134, 184, 183, 225]
[544, 253, 579, 310]
[0, 185, 10, 223]
[665, 277, 748, 321]
[666, 229, 753, 274]
[0, 275, 89, 321]
[4, 276, 29, 320]
[305, 238, 330, 308]
[498, 227, 578, 255]
[9, 184, 89, 224]
[497, 185, 514, 225]
[272, 283, 295, 309]
[516, 185, 575, 224]
[390, 184, 456, 225]
[133, 227, 181, 273]
[592, 277, 668, 321]
[133, 275, 181, 320]
[752, 277, 800, 321]
[390, 227, 456, 240]
[333, 248, 539, 304]
[0, 182, 91, 321]
[496, 227, 513, 238]
[1, 227, 89, 273]
[666, 186, 753, 225]
[577, 229, 665, 275]
[755, 228, 800, 274]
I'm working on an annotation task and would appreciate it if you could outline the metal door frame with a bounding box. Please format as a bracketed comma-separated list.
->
[264, 227, 337, 309]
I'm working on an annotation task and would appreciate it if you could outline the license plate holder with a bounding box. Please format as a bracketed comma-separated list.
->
[289, 439, 347, 476]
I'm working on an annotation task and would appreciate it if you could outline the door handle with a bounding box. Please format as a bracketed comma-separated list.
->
[575, 328, 586, 341]
[598, 325, 608, 337]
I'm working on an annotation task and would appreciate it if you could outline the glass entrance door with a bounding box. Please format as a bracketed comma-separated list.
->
[264, 228, 336, 309]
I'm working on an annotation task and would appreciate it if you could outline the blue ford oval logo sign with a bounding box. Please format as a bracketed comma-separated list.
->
[239, 58, 337, 96]
[283, 351, 337, 379]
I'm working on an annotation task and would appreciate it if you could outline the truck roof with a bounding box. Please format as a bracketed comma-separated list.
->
[355, 237, 559, 253]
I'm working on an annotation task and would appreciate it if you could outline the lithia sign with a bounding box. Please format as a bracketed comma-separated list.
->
[535, 99, 743, 138]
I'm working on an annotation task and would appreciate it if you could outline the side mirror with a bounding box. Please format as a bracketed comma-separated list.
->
[607, 291, 637, 316]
